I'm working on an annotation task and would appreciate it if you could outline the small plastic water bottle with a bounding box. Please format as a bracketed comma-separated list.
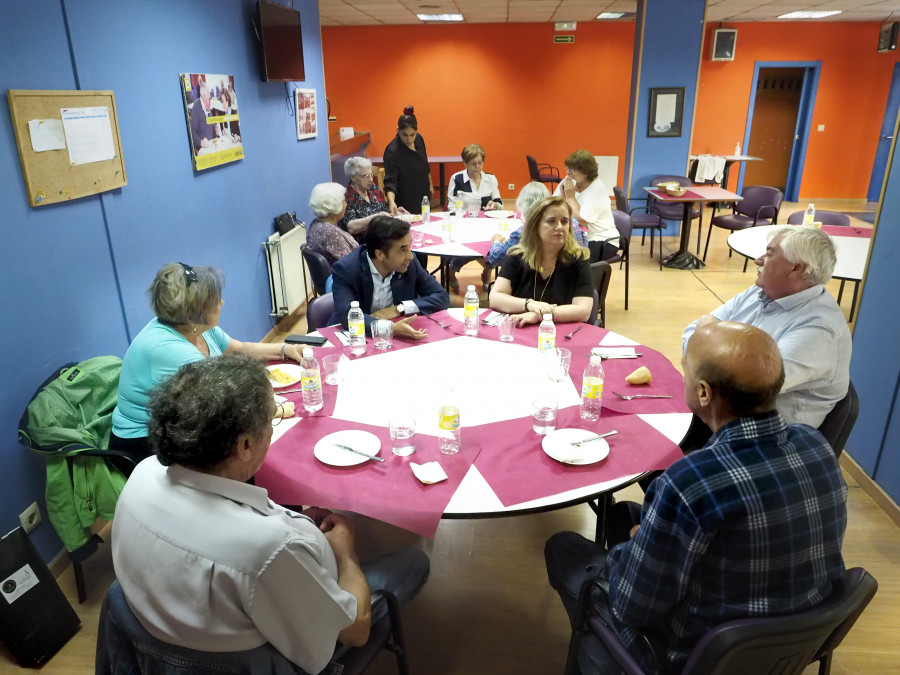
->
[300, 348, 323, 412]
[441, 213, 452, 243]
[348, 301, 366, 355]
[464, 285, 479, 336]
[438, 387, 460, 454]
[538, 313, 556, 351]
[455, 196, 464, 218]
[803, 203, 816, 226]
[734, 142, 741, 156]
[421, 195, 430, 222]
[580, 355, 605, 422]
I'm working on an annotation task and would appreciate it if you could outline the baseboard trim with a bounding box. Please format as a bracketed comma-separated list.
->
[262, 294, 313, 343]
[841, 452, 900, 529]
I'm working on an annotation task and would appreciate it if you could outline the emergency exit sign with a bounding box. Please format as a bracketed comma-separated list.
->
[554, 35, 574, 43]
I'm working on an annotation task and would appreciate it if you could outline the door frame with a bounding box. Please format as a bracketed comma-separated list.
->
[738, 61, 821, 202]
[867, 62, 900, 203]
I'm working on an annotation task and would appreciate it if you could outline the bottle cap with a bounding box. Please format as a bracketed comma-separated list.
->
[467, 285, 476, 291]
[543, 313, 552, 320]
[590, 355, 602, 366]
[303, 348, 313, 358]
[350, 300, 359, 307]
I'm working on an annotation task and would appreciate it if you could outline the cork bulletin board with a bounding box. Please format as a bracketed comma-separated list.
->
[7, 89, 127, 207]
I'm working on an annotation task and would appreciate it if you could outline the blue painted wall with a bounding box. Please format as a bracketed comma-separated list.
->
[625, 0, 705, 232]
[1, 0, 330, 561]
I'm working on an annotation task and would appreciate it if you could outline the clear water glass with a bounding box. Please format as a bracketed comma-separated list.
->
[532, 398, 558, 435]
[389, 418, 416, 456]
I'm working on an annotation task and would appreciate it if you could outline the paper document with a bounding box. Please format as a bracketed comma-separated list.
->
[61, 106, 116, 165]
[28, 119, 66, 152]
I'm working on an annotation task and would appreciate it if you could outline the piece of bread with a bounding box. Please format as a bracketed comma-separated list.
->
[274, 401, 295, 419]
[625, 366, 652, 385]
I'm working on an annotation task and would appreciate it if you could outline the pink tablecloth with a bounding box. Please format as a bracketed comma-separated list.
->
[648, 188, 704, 201]
[256, 416, 482, 537]
[470, 408, 683, 507]
[317, 312, 463, 353]
[269, 350, 342, 418]
[821, 225, 872, 239]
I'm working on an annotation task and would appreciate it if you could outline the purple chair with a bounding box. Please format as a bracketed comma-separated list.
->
[590, 261, 613, 328]
[703, 185, 783, 270]
[300, 243, 332, 297]
[607, 211, 632, 310]
[565, 567, 877, 675]
[786, 211, 857, 316]
[613, 186, 665, 268]
[652, 175, 703, 254]
[305, 292, 334, 333]
[526, 155, 562, 189]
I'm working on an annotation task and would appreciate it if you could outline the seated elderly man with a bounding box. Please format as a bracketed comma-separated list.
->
[546, 322, 847, 675]
[683, 225, 851, 429]
[330, 215, 449, 339]
[112, 354, 429, 675]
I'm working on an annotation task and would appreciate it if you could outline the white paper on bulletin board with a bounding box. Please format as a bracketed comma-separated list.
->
[28, 119, 66, 152]
[61, 106, 116, 165]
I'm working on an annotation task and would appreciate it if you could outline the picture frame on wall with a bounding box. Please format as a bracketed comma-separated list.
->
[295, 88, 317, 140]
[180, 73, 243, 171]
[647, 87, 685, 138]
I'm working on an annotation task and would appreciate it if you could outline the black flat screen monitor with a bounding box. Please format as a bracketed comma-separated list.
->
[258, 0, 305, 81]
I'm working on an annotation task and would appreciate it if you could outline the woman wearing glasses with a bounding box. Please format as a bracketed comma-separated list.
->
[109, 263, 304, 458]
[342, 156, 391, 242]
[555, 150, 619, 262]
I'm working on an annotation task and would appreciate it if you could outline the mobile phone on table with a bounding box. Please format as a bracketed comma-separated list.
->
[285, 334, 328, 346]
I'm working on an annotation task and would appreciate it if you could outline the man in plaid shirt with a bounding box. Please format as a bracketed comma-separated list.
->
[546, 321, 847, 674]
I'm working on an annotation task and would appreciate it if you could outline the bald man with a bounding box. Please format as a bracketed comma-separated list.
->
[546, 322, 847, 675]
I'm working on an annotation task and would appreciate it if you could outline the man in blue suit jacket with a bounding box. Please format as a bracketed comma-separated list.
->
[329, 216, 449, 340]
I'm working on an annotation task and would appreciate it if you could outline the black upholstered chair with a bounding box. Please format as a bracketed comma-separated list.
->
[526, 155, 562, 189]
[613, 186, 665, 266]
[652, 175, 702, 254]
[565, 567, 877, 675]
[590, 260, 612, 328]
[300, 243, 332, 297]
[703, 185, 783, 269]
[305, 293, 335, 333]
[607, 210, 632, 310]
[817, 382, 859, 458]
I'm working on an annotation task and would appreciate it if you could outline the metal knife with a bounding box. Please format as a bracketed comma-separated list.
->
[333, 443, 385, 462]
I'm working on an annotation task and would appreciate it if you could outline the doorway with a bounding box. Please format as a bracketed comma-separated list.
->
[867, 62, 900, 204]
[737, 61, 821, 202]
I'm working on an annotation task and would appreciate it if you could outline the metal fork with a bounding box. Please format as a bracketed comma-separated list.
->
[423, 314, 450, 329]
[570, 430, 617, 446]
[564, 326, 583, 339]
[611, 391, 674, 400]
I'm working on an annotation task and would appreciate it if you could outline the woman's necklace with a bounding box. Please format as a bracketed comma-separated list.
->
[533, 262, 556, 303]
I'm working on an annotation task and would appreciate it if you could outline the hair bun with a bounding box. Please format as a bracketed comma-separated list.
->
[403, 105, 415, 115]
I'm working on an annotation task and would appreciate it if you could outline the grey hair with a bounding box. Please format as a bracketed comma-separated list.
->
[149, 263, 224, 326]
[770, 226, 837, 286]
[344, 156, 373, 180]
[515, 182, 551, 220]
[148, 353, 274, 469]
[309, 182, 347, 218]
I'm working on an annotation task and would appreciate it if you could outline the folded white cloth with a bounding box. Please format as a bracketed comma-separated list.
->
[695, 155, 726, 183]
[410, 462, 448, 484]
[552, 445, 584, 463]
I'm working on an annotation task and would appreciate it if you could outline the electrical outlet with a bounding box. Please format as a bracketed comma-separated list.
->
[19, 502, 41, 534]
[508, 183, 515, 191]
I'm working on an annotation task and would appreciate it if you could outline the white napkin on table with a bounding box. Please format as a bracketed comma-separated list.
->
[552, 445, 584, 464]
[410, 462, 448, 484]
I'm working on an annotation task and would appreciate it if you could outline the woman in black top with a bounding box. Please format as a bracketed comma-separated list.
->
[489, 196, 593, 326]
[383, 106, 433, 215]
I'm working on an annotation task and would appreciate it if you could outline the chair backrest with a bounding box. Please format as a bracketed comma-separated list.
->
[590, 261, 612, 327]
[679, 568, 878, 675]
[652, 174, 692, 188]
[612, 210, 632, 254]
[300, 243, 332, 297]
[651, 175, 695, 220]
[817, 381, 859, 458]
[525, 155, 541, 181]
[735, 185, 783, 222]
[613, 185, 628, 213]
[306, 293, 335, 333]
[786, 209, 851, 227]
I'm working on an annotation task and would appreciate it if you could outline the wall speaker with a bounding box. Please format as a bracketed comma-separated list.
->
[710, 28, 737, 61]
[878, 22, 898, 53]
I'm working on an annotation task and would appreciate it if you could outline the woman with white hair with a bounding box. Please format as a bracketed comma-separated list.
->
[342, 156, 392, 241]
[308, 182, 359, 266]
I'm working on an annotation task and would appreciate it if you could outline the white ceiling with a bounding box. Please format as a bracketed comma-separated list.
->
[318, 0, 900, 26]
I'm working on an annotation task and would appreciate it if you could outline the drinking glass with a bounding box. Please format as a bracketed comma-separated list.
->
[322, 354, 344, 385]
[497, 314, 515, 342]
[532, 398, 558, 435]
[372, 319, 393, 350]
[389, 418, 416, 456]
[546, 348, 572, 382]
[411, 228, 425, 248]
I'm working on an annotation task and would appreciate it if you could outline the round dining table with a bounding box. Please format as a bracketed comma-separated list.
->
[256, 309, 691, 543]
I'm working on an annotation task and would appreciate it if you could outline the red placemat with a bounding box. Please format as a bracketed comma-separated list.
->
[821, 225, 872, 239]
[648, 188, 703, 201]
[256, 416, 482, 537]
[470, 408, 683, 507]
[465, 240, 494, 257]
[594, 350, 688, 414]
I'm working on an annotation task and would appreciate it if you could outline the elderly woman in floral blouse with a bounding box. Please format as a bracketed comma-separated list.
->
[341, 156, 393, 242]
[307, 183, 358, 269]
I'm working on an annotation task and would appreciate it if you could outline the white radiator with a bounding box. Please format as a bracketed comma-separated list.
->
[263, 224, 311, 318]
[594, 156, 619, 196]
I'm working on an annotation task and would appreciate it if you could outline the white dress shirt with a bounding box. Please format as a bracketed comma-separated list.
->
[366, 254, 419, 315]
[447, 169, 502, 205]
[112, 458, 357, 675]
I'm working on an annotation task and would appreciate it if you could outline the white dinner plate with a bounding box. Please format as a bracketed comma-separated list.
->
[542, 428, 610, 465]
[267, 363, 302, 388]
[483, 210, 516, 219]
[314, 430, 382, 466]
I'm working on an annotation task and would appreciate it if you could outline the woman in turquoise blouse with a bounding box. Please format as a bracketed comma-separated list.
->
[110, 262, 304, 459]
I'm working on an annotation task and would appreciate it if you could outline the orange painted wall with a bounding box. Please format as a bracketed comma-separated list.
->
[323, 21, 900, 201]
[321, 23, 635, 199]
[693, 22, 900, 199]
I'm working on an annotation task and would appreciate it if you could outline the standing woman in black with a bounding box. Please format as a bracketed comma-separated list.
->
[383, 106, 434, 215]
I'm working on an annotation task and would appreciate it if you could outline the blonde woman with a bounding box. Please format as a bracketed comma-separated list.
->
[489, 196, 593, 326]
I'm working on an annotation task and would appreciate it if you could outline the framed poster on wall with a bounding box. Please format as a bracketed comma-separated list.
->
[181, 73, 243, 171]
[295, 89, 317, 140]
[647, 87, 685, 138]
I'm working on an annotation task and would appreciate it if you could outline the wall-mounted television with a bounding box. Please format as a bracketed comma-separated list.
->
[257, 0, 305, 82]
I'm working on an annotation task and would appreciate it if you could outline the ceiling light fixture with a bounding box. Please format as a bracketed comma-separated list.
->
[777, 11, 842, 19]
[597, 12, 625, 20]
[417, 13, 464, 22]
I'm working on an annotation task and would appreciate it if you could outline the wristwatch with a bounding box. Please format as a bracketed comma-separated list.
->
[396, 303, 405, 315]
[524, 299, 531, 312]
